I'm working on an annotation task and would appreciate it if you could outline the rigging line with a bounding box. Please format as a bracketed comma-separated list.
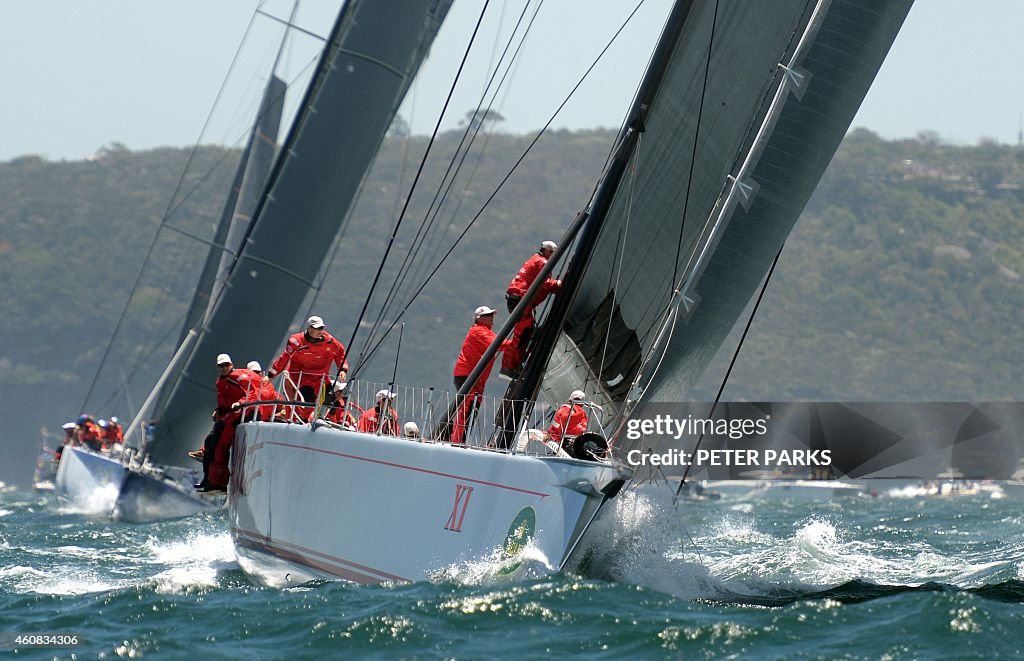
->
[118, 66, 312, 388]
[359, 1, 540, 358]
[358, 0, 650, 367]
[351, 0, 653, 373]
[92, 307, 192, 414]
[677, 245, 785, 493]
[79, 9, 264, 413]
[342, 0, 495, 374]
[671, 0, 718, 289]
[255, 7, 328, 43]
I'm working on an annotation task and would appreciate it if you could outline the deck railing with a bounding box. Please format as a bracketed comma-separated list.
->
[237, 373, 603, 458]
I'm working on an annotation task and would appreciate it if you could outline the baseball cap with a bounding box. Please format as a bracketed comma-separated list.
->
[474, 305, 496, 319]
[375, 389, 396, 402]
[307, 315, 325, 329]
[570, 390, 585, 401]
[216, 353, 232, 365]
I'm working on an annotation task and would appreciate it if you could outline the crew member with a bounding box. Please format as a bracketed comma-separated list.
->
[502, 241, 561, 379]
[450, 306, 507, 444]
[205, 353, 259, 491]
[245, 360, 279, 421]
[358, 389, 399, 435]
[108, 416, 124, 443]
[97, 419, 118, 450]
[267, 315, 348, 413]
[76, 415, 103, 451]
[313, 380, 359, 429]
[545, 390, 589, 448]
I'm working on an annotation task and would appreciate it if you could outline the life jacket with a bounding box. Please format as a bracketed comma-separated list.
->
[268, 331, 349, 388]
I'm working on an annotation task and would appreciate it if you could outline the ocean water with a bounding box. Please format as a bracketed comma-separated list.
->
[1, 482, 1022, 659]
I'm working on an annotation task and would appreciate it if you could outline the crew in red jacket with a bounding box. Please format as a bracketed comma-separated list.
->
[108, 416, 124, 443]
[206, 353, 259, 491]
[244, 360, 280, 421]
[502, 241, 561, 379]
[450, 306, 509, 444]
[358, 390, 399, 435]
[267, 315, 349, 404]
[546, 390, 589, 448]
[307, 380, 360, 429]
[76, 415, 103, 451]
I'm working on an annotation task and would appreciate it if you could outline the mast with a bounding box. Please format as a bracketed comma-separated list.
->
[149, 0, 452, 464]
[498, 0, 696, 440]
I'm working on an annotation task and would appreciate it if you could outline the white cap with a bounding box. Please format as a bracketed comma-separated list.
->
[62, 422, 77, 430]
[333, 380, 348, 393]
[403, 421, 420, 437]
[474, 305, 496, 319]
[98, 419, 109, 427]
[375, 389, 396, 402]
[569, 389, 585, 401]
[110, 416, 119, 424]
[247, 360, 262, 372]
[540, 240, 557, 252]
[216, 353, 232, 365]
[307, 315, 325, 329]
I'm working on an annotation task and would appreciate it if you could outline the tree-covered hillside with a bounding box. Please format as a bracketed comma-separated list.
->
[2, 128, 1022, 485]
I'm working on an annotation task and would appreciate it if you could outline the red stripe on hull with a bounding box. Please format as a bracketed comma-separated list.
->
[264, 439, 551, 498]
[233, 527, 410, 583]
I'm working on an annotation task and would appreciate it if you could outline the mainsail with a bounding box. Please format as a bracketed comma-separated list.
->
[149, 0, 452, 464]
[175, 75, 287, 357]
[520, 0, 913, 442]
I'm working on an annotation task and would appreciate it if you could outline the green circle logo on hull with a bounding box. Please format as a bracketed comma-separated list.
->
[498, 507, 536, 576]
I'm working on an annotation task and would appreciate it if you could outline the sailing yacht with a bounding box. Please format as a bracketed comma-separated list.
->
[134, 0, 911, 583]
[53, 45, 289, 523]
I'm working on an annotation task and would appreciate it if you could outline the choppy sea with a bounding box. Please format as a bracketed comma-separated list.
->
[1, 481, 1022, 659]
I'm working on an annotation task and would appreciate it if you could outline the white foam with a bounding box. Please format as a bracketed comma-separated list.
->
[55, 483, 120, 517]
[432, 541, 555, 586]
[0, 564, 121, 595]
[146, 532, 237, 593]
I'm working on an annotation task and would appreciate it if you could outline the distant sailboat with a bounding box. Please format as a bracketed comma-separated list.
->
[54, 63, 289, 523]
[130, 0, 911, 583]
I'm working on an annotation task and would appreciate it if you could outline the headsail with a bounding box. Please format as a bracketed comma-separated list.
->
[523, 0, 913, 440]
[149, 0, 452, 463]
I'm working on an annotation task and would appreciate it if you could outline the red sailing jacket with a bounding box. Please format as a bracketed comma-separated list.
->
[546, 402, 588, 445]
[453, 321, 506, 387]
[216, 368, 258, 417]
[268, 331, 349, 388]
[246, 369, 281, 421]
[77, 421, 102, 447]
[506, 253, 560, 304]
[357, 406, 399, 435]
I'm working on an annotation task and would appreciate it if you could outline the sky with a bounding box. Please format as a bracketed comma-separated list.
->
[2, 0, 1024, 163]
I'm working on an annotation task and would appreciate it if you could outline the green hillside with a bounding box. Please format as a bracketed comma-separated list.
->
[2, 128, 1022, 485]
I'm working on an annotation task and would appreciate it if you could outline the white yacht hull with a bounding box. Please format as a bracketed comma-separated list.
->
[54, 446, 221, 522]
[229, 421, 629, 585]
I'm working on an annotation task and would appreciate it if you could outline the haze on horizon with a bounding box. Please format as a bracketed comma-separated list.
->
[3, 0, 1023, 163]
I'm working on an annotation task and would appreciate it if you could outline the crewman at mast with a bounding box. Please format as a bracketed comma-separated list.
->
[502, 241, 561, 379]
[267, 315, 348, 405]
